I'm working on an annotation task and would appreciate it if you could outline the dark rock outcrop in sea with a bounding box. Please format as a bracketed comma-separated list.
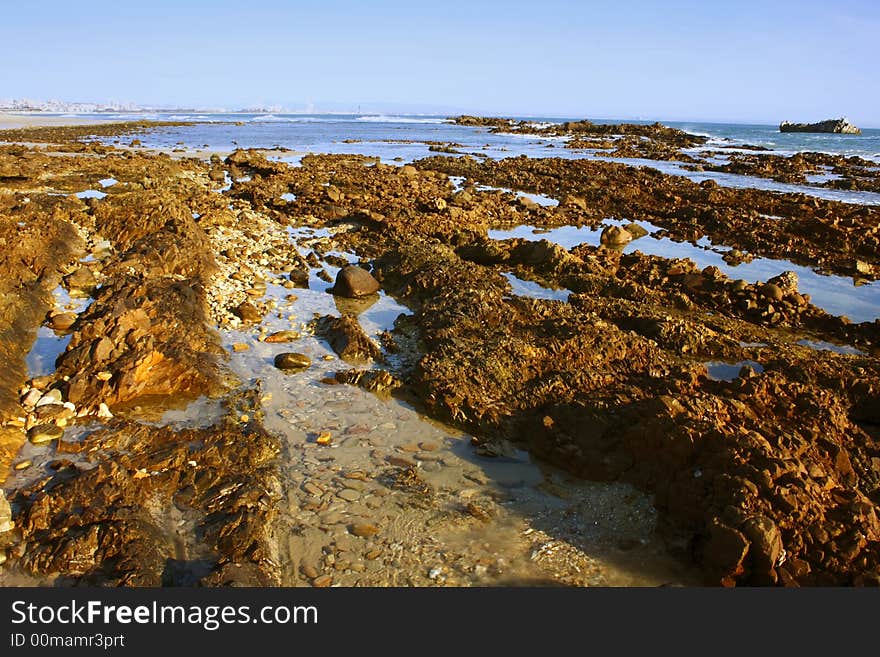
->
[780, 118, 861, 135]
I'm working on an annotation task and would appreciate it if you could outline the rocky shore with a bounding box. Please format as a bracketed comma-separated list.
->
[0, 118, 878, 586]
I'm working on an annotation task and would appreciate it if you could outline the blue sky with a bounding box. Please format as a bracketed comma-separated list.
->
[2, 0, 878, 125]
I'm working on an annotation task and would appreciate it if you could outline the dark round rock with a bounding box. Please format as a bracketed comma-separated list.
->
[331, 266, 381, 298]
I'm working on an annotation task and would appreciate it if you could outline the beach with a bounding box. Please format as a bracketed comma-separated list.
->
[0, 114, 878, 587]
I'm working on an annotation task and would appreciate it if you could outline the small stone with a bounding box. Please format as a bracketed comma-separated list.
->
[34, 403, 72, 421]
[240, 414, 249, 423]
[326, 185, 343, 202]
[302, 481, 323, 496]
[316, 432, 332, 446]
[419, 442, 439, 451]
[338, 489, 361, 502]
[265, 330, 301, 343]
[36, 389, 63, 407]
[232, 343, 250, 352]
[48, 312, 77, 331]
[20, 388, 42, 408]
[760, 283, 784, 302]
[234, 301, 263, 323]
[96, 371, 113, 381]
[28, 423, 64, 445]
[350, 523, 380, 538]
[97, 403, 113, 419]
[387, 455, 417, 468]
[14, 460, 32, 471]
[301, 564, 319, 579]
[275, 352, 311, 371]
[311, 575, 333, 588]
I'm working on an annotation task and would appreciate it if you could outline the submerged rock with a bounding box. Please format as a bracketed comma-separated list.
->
[330, 265, 381, 298]
[316, 314, 381, 361]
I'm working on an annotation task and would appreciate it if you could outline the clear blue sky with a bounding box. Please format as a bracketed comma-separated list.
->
[2, 0, 878, 125]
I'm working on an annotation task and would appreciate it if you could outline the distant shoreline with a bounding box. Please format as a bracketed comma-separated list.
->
[0, 112, 121, 130]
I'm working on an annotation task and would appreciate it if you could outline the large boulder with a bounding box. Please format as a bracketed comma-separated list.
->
[330, 265, 381, 298]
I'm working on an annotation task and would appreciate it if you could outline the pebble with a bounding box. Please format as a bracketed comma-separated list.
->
[232, 343, 250, 352]
[27, 423, 64, 445]
[96, 371, 113, 381]
[311, 575, 333, 588]
[36, 389, 63, 407]
[338, 489, 361, 502]
[274, 352, 311, 371]
[265, 330, 301, 343]
[350, 523, 380, 538]
[301, 564, 319, 579]
[48, 312, 77, 331]
[387, 455, 417, 468]
[302, 481, 323, 496]
[760, 283, 784, 301]
[14, 460, 32, 471]
[20, 388, 42, 408]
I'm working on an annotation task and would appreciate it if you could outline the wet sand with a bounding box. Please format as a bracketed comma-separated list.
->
[0, 112, 120, 130]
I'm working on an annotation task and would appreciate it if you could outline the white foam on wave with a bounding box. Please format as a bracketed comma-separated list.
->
[356, 115, 446, 124]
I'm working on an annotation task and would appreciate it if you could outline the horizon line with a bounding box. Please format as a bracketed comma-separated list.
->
[1, 102, 877, 130]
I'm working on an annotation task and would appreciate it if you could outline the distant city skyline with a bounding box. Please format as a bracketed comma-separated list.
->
[2, 0, 878, 127]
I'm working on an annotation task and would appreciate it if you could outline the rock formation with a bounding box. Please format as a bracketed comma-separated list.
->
[779, 118, 861, 135]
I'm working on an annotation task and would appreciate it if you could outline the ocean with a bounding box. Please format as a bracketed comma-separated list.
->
[63, 111, 880, 159]
[64, 112, 880, 206]
[46, 111, 880, 321]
